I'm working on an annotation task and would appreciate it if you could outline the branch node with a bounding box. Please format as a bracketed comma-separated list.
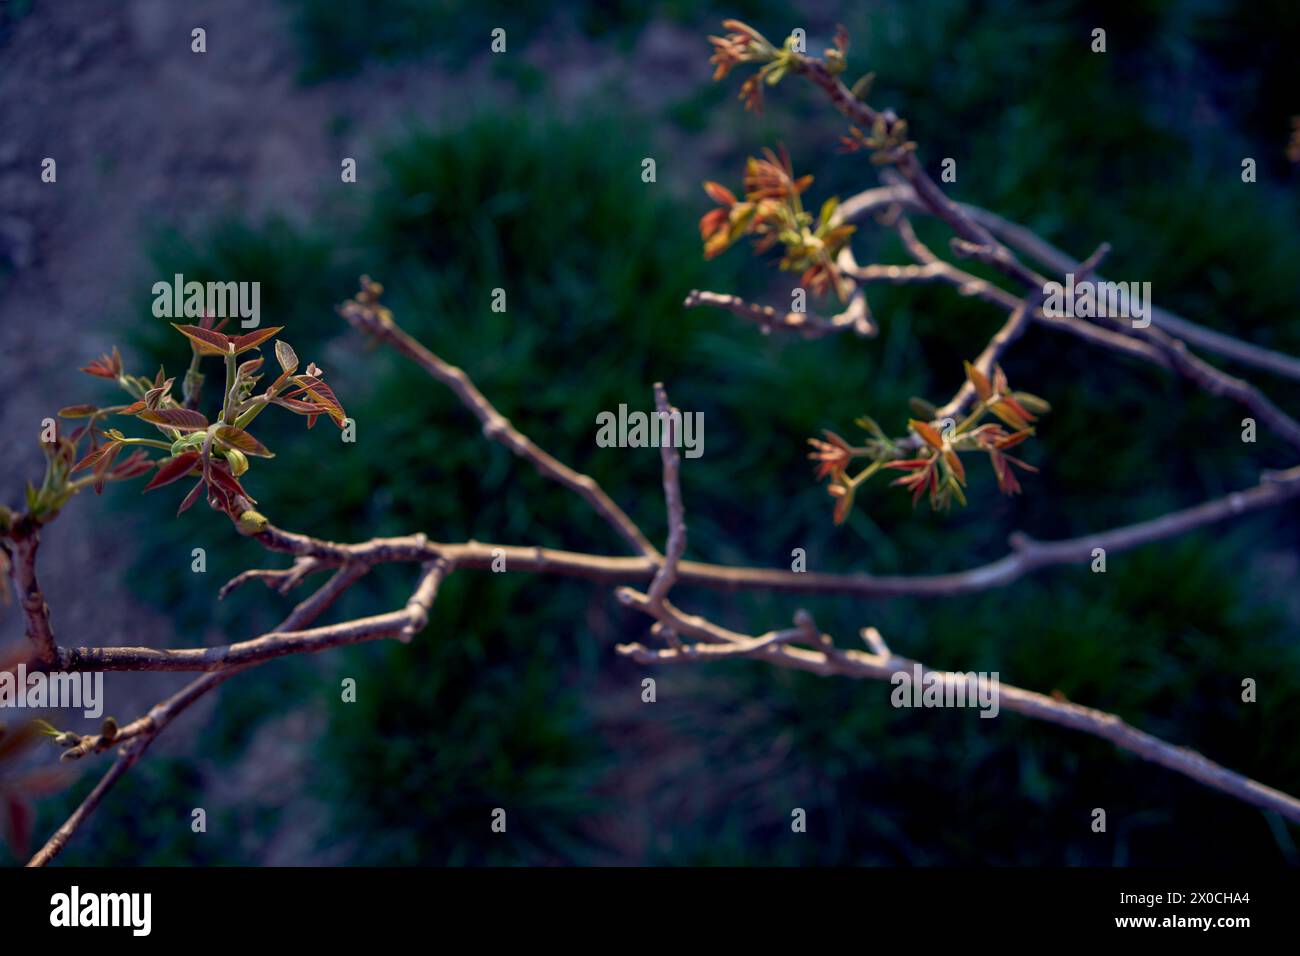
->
[860, 627, 891, 657]
[1008, 531, 1036, 552]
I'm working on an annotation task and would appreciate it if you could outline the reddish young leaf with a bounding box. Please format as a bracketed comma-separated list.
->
[994, 429, 1033, 450]
[703, 180, 737, 206]
[204, 485, 233, 516]
[998, 393, 1037, 424]
[177, 477, 205, 515]
[109, 449, 154, 480]
[197, 311, 228, 333]
[1001, 468, 1021, 496]
[807, 431, 853, 480]
[207, 461, 256, 504]
[172, 323, 232, 356]
[85, 442, 123, 495]
[291, 376, 347, 427]
[231, 326, 284, 355]
[137, 408, 209, 431]
[827, 478, 854, 525]
[144, 452, 201, 491]
[911, 474, 930, 506]
[910, 419, 945, 450]
[143, 378, 175, 410]
[70, 441, 121, 475]
[1004, 452, 1038, 474]
[964, 360, 993, 402]
[700, 207, 729, 242]
[274, 339, 298, 375]
[987, 450, 1036, 495]
[57, 404, 99, 418]
[213, 425, 273, 458]
[273, 397, 317, 414]
[989, 401, 1032, 433]
[79, 347, 123, 379]
[943, 449, 966, 483]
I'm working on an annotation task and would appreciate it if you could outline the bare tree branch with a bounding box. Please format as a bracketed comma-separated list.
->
[646, 384, 686, 609]
[616, 595, 1300, 824]
[34, 459, 1300, 677]
[338, 278, 658, 559]
[6, 524, 59, 665]
[835, 183, 1300, 382]
[19, 307, 1300, 861]
[27, 561, 383, 866]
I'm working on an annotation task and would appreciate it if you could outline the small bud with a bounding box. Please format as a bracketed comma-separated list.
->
[171, 433, 205, 456]
[224, 448, 249, 477]
[1011, 392, 1052, 415]
[236, 509, 268, 535]
[908, 396, 938, 419]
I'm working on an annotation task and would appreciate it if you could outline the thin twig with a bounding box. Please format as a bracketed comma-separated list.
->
[338, 280, 658, 559]
[683, 289, 873, 337]
[646, 383, 686, 610]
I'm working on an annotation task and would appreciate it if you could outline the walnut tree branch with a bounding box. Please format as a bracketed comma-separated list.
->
[338, 278, 658, 559]
[615, 595, 1300, 824]
[835, 185, 1300, 382]
[25, 560, 416, 866]
[4, 522, 59, 666]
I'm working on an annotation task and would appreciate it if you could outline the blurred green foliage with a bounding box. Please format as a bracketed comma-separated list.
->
[27, 0, 1300, 865]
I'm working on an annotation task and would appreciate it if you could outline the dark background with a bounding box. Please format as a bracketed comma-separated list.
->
[2, 0, 1299, 865]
